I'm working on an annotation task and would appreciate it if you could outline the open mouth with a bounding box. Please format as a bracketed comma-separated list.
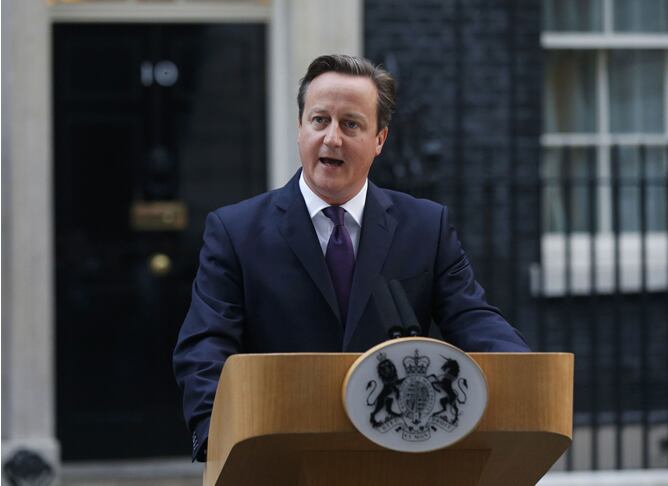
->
[319, 157, 344, 167]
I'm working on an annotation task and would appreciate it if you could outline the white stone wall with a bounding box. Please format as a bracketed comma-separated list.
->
[270, 0, 362, 188]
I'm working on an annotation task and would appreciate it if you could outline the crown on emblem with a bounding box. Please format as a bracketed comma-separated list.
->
[403, 349, 430, 375]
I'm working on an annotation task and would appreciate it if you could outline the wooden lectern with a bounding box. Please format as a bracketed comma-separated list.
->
[204, 353, 573, 486]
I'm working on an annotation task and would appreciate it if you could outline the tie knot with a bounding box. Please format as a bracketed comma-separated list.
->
[323, 206, 346, 226]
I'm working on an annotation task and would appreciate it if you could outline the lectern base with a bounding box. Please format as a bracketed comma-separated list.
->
[298, 449, 490, 486]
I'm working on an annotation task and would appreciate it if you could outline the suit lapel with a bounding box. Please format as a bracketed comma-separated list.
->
[343, 182, 396, 349]
[276, 172, 341, 322]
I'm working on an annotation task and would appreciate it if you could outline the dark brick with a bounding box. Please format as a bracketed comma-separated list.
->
[365, 0, 667, 422]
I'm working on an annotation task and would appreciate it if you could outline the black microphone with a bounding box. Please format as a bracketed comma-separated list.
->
[372, 275, 404, 339]
[388, 280, 421, 337]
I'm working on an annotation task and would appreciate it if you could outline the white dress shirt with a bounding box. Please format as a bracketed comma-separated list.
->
[299, 171, 367, 256]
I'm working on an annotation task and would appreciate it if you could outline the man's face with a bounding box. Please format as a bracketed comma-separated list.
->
[298, 72, 388, 206]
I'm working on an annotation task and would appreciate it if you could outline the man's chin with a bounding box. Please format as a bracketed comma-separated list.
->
[304, 169, 359, 204]
[311, 182, 349, 205]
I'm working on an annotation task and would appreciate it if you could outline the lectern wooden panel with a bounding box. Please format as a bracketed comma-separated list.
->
[204, 353, 573, 486]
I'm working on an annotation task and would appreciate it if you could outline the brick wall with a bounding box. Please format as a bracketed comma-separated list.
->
[364, 0, 543, 343]
[363, 1, 668, 448]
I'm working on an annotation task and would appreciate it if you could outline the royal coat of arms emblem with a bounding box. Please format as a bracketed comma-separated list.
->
[343, 338, 487, 453]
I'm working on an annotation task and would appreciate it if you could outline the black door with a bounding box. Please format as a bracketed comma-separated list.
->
[53, 23, 266, 460]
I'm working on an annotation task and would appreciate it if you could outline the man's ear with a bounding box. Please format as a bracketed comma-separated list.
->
[375, 127, 389, 156]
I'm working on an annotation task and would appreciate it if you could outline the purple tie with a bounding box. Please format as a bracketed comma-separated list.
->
[322, 206, 355, 323]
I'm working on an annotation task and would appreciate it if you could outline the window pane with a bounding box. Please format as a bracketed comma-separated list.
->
[646, 148, 668, 231]
[542, 149, 564, 232]
[612, 146, 668, 232]
[545, 51, 598, 133]
[615, 146, 642, 231]
[542, 147, 597, 233]
[543, 0, 603, 31]
[609, 51, 665, 134]
[614, 0, 668, 32]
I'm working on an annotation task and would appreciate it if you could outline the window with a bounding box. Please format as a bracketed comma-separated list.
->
[537, 0, 668, 296]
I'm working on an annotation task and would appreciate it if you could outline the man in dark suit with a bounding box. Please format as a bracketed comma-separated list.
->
[173, 54, 530, 462]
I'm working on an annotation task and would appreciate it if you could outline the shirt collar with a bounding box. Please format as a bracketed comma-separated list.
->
[299, 171, 367, 227]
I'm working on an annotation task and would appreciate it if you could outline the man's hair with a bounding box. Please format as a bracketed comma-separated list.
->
[297, 54, 396, 133]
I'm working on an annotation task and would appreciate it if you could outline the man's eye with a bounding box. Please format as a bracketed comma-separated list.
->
[313, 116, 327, 125]
[344, 120, 359, 129]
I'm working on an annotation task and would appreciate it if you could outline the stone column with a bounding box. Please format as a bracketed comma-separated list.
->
[269, 0, 363, 189]
[1, 0, 59, 483]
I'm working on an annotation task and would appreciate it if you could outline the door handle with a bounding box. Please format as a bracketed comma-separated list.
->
[149, 253, 172, 276]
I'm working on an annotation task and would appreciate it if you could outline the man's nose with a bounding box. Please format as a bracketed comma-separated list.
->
[323, 123, 343, 147]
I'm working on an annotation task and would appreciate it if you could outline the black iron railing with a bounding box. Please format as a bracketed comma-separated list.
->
[375, 143, 668, 470]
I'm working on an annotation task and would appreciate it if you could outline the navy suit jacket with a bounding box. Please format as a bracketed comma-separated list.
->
[173, 170, 529, 460]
